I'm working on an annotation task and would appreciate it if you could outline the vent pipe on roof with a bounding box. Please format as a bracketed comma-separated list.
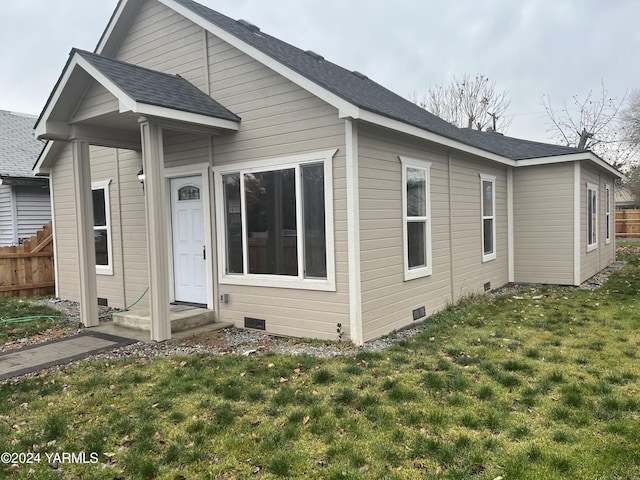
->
[237, 19, 260, 32]
[352, 71, 368, 80]
[305, 50, 324, 61]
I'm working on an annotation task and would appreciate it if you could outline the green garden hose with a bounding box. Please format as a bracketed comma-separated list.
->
[0, 287, 150, 325]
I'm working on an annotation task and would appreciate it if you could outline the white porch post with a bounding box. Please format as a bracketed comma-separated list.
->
[71, 139, 99, 327]
[139, 118, 171, 341]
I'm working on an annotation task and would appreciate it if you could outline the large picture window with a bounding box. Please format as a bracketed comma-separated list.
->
[401, 157, 432, 280]
[92, 180, 113, 275]
[480, 174, 496, 262]
[215, 150, 335, 291]
[587, 183, 598, 251]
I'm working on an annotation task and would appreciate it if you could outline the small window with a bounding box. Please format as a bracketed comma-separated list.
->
[480, 174, 496, 262]
[178, 185, 200, 201]
[587, 183, 598, 251]
[400, 157, 432, 280]
[92, 180, 113, 275]
[605, 185, 611, 244]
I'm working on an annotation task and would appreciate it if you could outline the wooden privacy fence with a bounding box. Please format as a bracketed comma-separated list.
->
[616, 209, 640, 239]
[0, 222, 55, 298]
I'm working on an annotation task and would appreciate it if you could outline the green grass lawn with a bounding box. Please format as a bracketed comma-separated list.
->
[0, 297, 66, 344]
[1, 255, 640, 479]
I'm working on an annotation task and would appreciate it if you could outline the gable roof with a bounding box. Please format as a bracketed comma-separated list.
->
[74, 49, 240, 123]
[39, 0, 621, 179]
[0, 110, 45, 178]
[166, 0, 593, 163]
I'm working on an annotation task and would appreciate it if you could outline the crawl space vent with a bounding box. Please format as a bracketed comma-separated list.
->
[244, 317, 266, 330]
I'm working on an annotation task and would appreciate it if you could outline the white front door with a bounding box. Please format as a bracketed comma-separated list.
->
[170, 176, 207, 304]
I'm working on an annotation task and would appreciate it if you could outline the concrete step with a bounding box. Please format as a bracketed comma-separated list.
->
[112, 306, 216, 333]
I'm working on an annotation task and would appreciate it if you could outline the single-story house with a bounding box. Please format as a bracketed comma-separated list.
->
[0, 110, 50, 245]
[34, 0, 622, 344]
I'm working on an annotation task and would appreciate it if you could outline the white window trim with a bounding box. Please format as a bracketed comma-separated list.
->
[605, 184, 611, 244]
[480, 174, 497, 262]
[92, 179, 113, 276]
[213, 149, 336, 291]
[587, 182, 598, 252]
[400, 156, 432, 280]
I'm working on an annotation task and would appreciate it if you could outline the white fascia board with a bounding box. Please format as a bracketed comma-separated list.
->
[33, 141, 55, 175]
[137, 104, 239, 130]
[516, 152, 623, 179]
[159, 0, 360, 118]
[356, 110, 516, 167]
[95, 0, 130, 54]
[75, 56, 137, 112]
[34, 56, 83, 140]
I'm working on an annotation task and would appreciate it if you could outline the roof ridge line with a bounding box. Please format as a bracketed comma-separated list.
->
[72, 48, 187, 82]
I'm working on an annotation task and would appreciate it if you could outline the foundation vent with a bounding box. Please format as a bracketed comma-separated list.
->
[412, 306, 426, 321]
[245, 317, 266, 330]
[484, 282, 491, 292]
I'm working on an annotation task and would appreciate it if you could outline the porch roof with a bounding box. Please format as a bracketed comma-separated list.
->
[73, 49, 240, 123]
[34, 49, 240, 143]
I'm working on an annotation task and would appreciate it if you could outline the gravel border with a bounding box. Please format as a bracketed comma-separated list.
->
[1, 258, 627, 376]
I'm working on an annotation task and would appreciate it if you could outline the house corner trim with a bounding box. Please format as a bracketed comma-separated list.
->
[507, 167, 514, 282]
[573, 162, 581, 285]
[345, 119, 363, 345]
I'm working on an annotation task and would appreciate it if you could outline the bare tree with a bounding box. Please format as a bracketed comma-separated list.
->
[542, 81, 638, 169]
[621, 89, 640, 145]
[622, 162, 640, 208]
[414, 73, 512, 132]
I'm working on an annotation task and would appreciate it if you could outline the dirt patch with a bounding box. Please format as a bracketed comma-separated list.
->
[170, 328, 285, 352]
[616, 244, 640, 256]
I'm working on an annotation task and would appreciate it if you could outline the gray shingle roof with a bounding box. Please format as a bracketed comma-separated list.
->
[74, 49, 240, 123]
[172, 0, 588, 161]
[0, 110, 45, 177]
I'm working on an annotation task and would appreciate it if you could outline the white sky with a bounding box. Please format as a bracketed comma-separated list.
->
[1, 0, 638, 143]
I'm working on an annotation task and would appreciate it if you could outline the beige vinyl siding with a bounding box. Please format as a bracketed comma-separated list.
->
[0, 185, 15, 245]
[89, 146, 123, 306]
[14, 186, 51, 240]
[580, 163, 616, 283]
[72, 81, 119, 121]
[163, 131, 210, 169]
[513, 163, 574, 285]
[50, 144, 80, 302]
[357, 124, 508, 341]
[204, 32, 349, 340]
[114, 0, 207, 90]
[115, 148, 149, 309]
[450, 154, 508, 294]
[50, 144, 147, 309]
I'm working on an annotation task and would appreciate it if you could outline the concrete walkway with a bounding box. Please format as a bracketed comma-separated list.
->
[0, 321, 232, 382]
[0, 331, 136, 381]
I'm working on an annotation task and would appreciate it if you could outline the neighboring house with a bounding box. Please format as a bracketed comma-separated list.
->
[615, 185, 637, 209]
[0, 110, 50, 245]
[33, 0, 622, 344]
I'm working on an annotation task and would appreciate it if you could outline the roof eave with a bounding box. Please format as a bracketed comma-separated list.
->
[516, 152, 623, 179]
[137, 104, 239, 131]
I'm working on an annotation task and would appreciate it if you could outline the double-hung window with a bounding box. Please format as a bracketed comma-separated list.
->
[587, 183, 598, 251]
[401, 157, 432, 280]
[215, 150, 335, 291]
[605, 185, 611, 244]
[480, 174, 496, 262]
[92, 180, 113, 275]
